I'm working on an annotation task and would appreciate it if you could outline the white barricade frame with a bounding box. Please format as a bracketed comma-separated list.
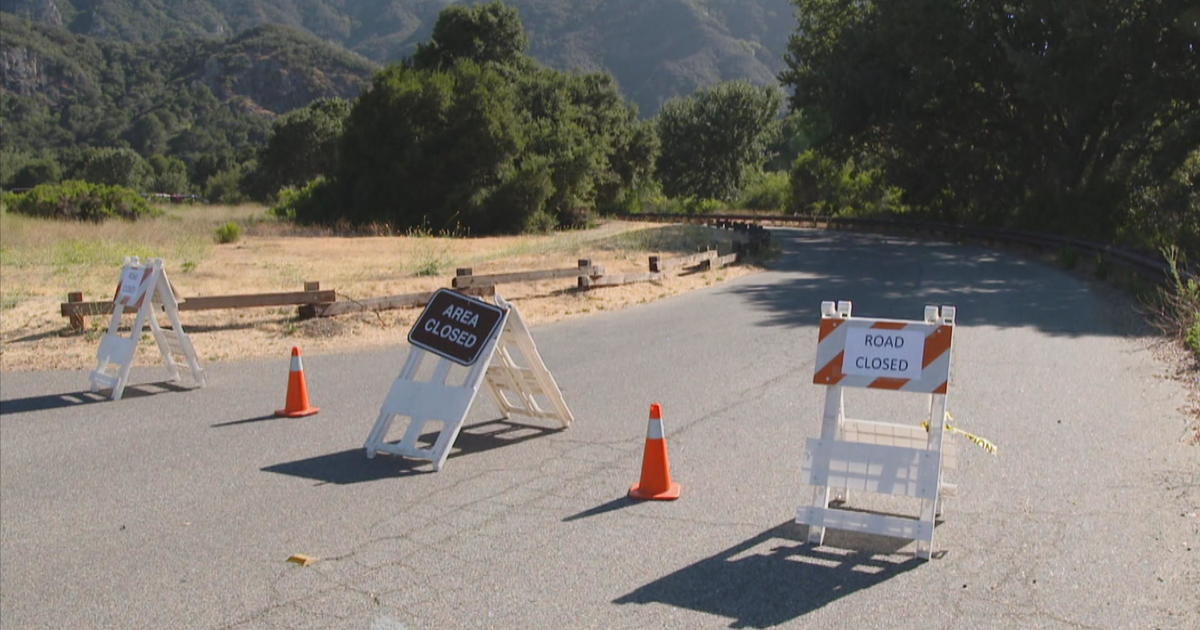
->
[797, 300, 956, 560]
[89, 257, 206, 400]
[364, 292, 573, 471]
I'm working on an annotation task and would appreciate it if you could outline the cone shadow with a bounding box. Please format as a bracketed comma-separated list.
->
[562, 496, 639, 522]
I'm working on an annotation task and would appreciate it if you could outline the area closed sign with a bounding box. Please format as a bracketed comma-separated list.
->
[408, 289, 506, 366]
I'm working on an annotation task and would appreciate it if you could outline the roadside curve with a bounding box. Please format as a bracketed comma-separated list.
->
[2, 227, 1195, 629]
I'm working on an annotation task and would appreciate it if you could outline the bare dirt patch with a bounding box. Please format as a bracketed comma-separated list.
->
[0, 215, 760, 371]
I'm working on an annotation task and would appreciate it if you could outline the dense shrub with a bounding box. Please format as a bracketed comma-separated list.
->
[1154, 246, 1200, 362]
[204, 163, 251, 204]
[5, 180, 160, 221]
[271, 176, 335, 222]
[11, 157, 63, 189]
[77, 147, 154, 190]
[214, 221, 241, 243]
[789, 151, 905, 216]
[736, 171, 790, 211]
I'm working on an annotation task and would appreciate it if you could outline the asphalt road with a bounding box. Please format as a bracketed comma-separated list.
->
[2, 227, 1196, 629]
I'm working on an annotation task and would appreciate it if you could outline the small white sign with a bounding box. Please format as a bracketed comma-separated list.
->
[842, 327, 925, 380]
[116, 267, 148, 305]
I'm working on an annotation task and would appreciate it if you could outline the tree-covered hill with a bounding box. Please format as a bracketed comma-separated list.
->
[1, 13, 376, 189]
[1, 0, 795, 115]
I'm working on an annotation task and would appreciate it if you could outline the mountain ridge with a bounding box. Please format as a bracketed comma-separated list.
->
[1, 0, 796, 115]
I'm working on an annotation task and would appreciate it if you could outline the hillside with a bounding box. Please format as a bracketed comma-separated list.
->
[1, 0, 796, 115]
[1, 14, 376, 178]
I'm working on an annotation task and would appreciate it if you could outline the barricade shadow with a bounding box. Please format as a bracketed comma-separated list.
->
[613, 520, 923, 629]
[0, 381, 191, 415]
[262, 448, 430, 483]
[443, 418, 564, 458]
[261, 418, 562, 484]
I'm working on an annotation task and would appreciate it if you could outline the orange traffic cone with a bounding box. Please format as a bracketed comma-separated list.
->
[275, 347, 319, 417]
[629, 403, 681, 500]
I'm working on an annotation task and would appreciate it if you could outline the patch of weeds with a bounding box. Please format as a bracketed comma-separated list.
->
[411, 240, 452, 277]
[181, 260, 198, 273]
[173, 235, 211, 267]
[1149, 245, 1200, 362]
[281, 321, 299, 336]
[214, 221, 241, 244]
[596, 225, 725, 255]
[82, 324, 104, 342]
[297, 317, 347, 338]
[52, 239, 157, 270]
[413, 256, 446, 277]
[0, 288, 28, 310]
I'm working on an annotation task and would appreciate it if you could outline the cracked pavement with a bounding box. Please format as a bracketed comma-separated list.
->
[2, 228, 1197, 629]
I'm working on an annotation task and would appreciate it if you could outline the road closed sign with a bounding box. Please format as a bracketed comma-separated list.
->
[813, 302, 955, 393]
[408, 289, 506, 366]
[115, 266, 152, 307]
[841, 327, 924, 380]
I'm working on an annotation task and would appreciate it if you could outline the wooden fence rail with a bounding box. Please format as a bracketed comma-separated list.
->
[452, 259, 603, 289]
[301, 286, 493, 318]
[62, 282, 335, 332]
[60, 225, 761, 331]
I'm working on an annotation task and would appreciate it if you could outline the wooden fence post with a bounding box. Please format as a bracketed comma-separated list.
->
[298, 282, 321, 319]
[67, 291, 85, 332]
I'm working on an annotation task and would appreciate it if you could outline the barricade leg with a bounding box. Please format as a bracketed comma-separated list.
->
[915, 394, 949, 559]
[364, 349, 424, 458]
[804, 386, 844, 545]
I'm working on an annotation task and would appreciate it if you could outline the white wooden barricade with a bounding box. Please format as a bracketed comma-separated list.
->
[797, 300, 956, 559]
[90, 257, 206, 400]
[364, 293, 573, 471]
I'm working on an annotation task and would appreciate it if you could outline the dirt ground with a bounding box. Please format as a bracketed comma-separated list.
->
[0, 220, 760, 372]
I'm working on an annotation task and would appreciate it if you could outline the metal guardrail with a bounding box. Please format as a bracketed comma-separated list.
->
[621, 212, 1181, 284]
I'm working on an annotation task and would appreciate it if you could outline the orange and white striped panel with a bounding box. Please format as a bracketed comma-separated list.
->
[812, 311, 954, 393]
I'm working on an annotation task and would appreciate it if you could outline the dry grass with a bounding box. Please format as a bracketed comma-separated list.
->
[0, 204, 759, 371]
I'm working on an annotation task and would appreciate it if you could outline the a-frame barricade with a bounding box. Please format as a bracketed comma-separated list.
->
[796, 300, 956, 559]
[90, 257, 206, 400]
[364, 291, 572, 471]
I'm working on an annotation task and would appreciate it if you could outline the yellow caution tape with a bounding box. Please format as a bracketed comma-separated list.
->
[921, 412, 998, 455]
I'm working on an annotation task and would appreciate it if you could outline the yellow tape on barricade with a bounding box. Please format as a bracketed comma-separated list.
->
[921, 412, 998, 455]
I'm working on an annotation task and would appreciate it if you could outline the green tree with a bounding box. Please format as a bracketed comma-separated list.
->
[296, 3, 653, 233]
[251, 97, 350, 199]
[125, 113, 168, 156]
[781, 0, 1200, 250]
[410, 1, 530, 71]
[146, 154, 190, 194]
[330, 60, 525, 231]
[7, 156, 63, 189]
[513, 68, 650, 223]
[77, 147, 154, 190]
[655, 81, 782, 202]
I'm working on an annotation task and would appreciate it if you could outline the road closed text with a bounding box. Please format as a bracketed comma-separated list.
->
[854, 355, 909, 372]
[841, 327, 925, 380]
